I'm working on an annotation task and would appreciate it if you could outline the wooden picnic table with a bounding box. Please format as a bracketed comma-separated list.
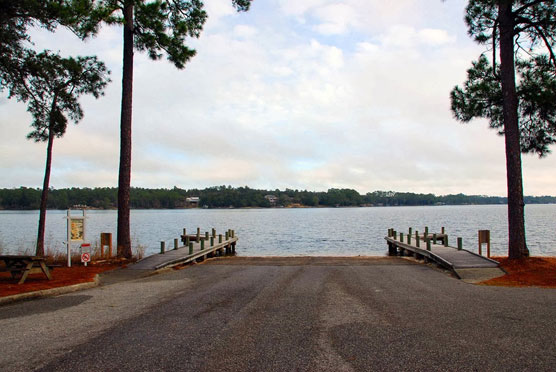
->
[0, 255, 53, 284]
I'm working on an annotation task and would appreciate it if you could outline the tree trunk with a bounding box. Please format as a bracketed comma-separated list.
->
[498, 0, 529, 259]
[36, 127, 55, 257]
[117, 1, 134, 259]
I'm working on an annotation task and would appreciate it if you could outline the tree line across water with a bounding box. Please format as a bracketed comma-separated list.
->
[1, 186, 554, 210]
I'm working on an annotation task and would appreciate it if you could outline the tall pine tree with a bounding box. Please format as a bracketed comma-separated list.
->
[452, 0, 556, 259]
[77, 0, 252, 258]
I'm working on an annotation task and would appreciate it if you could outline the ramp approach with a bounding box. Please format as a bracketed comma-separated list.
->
[130, 228, 237, 271]
[385, 227, 505, 282]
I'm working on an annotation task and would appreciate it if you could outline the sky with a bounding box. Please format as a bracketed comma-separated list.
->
[1, 0, 555, 196]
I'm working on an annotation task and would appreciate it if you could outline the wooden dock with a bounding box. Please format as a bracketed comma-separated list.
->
[385, 228, 505, 283]
[129, 230, 238, 271]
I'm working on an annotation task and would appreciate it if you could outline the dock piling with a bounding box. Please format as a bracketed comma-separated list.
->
[457, 237, 463, 251]
[174, 238, 178, 250]
[160, 241, 165, 254]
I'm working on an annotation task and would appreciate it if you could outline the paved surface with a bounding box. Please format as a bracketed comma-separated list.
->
[1, 256, 555, 371]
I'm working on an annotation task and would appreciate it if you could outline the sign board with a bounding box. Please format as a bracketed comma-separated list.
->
[66, 209, 87, 267]
[70, 218, 85, 241]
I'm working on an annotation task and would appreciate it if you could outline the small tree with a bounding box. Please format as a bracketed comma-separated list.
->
[451, 0, 556, 259]
[5, 51, 110, 256]
[78, 0, 252, 258]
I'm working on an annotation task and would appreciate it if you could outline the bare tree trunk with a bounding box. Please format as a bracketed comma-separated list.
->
[117, 1, 134, 258]
[36, 127, 55, 257]
[498, 0, 529, 259]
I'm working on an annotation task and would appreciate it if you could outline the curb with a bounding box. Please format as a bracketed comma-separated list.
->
[0, 274, 100, 306]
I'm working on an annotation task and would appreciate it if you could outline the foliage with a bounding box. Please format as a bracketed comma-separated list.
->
[1, 186, 554, 210]
[6, 51, 110, 140]
[451, 54, 556, 156]
[0, 0, 88, 91]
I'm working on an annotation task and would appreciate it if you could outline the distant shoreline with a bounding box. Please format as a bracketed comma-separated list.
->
[1, 186, 555, 210]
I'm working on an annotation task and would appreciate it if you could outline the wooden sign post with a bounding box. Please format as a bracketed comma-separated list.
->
[100, 233, 113, 258]
[478, 230, 491, 257]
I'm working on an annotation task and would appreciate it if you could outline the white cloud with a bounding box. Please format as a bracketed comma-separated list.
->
[1, 0, 556, 196]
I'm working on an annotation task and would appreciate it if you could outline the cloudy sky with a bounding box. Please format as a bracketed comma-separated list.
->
[1, 0, 555, 196]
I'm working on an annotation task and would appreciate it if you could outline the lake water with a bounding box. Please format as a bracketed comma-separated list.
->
[0, 205, 555, 257]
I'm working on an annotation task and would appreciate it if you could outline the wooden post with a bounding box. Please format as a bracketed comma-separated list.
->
[408, 227, 412, 236]
[188, 242, 193, 255]
[100, 233, 113, 258]
[210, 237, 214, 246]
[407, 233, 411, 245]
[219, 234, 223, 243]
[416, 231, 420, 248]
[212, 228, 216, 238]
[441, 226, 445, 234]
[478, 230, 491, 257]
[393, 230, 397, 239]
[160, 241, 165, 254]
[457, 237, 463, 251]
[185, 235, 190, 246]
[196, 228, 200, 241]
[201, 239, 205, 250]
[205, 231, 209, 240]
[388, 242, 396, 256]
[433, 233, 437, 245]
[231, 230, 235, 238]
[225, 231, 229, 240]
[424, 226, 429, 237]
[183, 228, 186, 236]
[400, 232, 404, 242]
[444, 235, 449, 247]
[174, 238, 178, 250]
[426, 239, 431, 251]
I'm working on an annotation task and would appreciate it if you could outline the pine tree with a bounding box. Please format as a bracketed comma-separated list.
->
[452, 0, 556, 259]
[78, 0, 252, 258]
[5, 51, 109, 256]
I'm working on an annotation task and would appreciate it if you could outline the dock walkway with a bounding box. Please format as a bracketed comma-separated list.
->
[385, 232, 504, 282]
[129, 236, 238, 271]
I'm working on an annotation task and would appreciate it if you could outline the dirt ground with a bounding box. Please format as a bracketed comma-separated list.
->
[0, 262, 122, 297]
[480, 256, 556, 288]
[1, 255, 555, 298]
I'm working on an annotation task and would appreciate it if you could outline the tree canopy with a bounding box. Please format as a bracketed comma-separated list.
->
[451, 53, 556, 156]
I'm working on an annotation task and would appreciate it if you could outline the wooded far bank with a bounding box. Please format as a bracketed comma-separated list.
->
[1, 186, 555, 210]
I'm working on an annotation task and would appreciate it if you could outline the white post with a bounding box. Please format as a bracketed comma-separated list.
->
[66, 209, 72, 267]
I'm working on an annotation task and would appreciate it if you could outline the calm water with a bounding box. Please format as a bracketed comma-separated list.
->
[0, 205, 555, 257]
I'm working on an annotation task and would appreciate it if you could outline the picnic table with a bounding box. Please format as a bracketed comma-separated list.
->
[0, 255, 53, 284]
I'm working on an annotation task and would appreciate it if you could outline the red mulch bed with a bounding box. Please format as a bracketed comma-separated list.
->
[481, 256, 556, 288]
[0, 263, 122, 297]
